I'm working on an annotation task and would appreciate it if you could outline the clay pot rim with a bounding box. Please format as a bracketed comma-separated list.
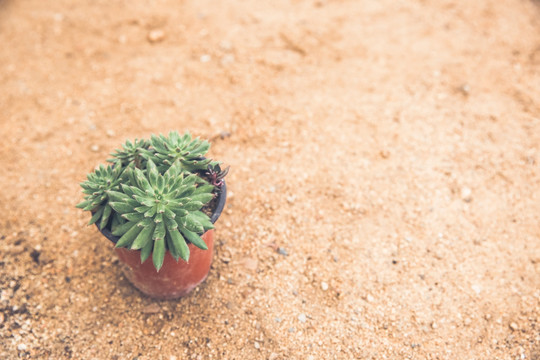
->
[96, 180, 227, 246]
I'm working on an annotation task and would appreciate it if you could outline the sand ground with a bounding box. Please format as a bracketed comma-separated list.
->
[1, 0, 539, 359]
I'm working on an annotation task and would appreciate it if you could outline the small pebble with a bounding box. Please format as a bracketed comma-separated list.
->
[17, 344, 27, 351]
[90, 145, 99, 152]
[142, 303, 161, 314]
[510, 322, 519, 331]
[106, 129, 115, 137]
[148, 29, 165, 43]
[200, 54, 211, 63]
[321, 282, 329, 291]
[461, 187, 472, 202]
[277, 247, 288, 256]
[298, 314, 307, 323]
[254, 341, 260, 349]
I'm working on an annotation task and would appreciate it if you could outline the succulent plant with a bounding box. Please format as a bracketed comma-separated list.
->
[77, 131, 228, 271]
[76, 163, 125, 230]
[107, 160, 215, 270]
[146, 131, 216, 172]
[108, 138, 151, 168]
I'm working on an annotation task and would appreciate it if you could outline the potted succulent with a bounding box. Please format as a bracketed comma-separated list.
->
[76, 131, 229, 299]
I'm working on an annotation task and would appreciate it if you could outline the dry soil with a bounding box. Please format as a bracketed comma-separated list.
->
[1, 0, 539, 359]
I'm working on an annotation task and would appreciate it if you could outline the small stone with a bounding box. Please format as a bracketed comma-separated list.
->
[458, 83, 471, 96]
[170, 356, 177, 360]
[106, 129, 115, 137]
[464, 318, 472, 326]
[254, 341, 260, 349]
[431, 322, 438, 329]
[461, 187, 472, 202]
[90, 144, 99, 152]
[142, 303, 161, 314]
[298, 314, 307, 323]
[366, 294, 374, 302]
[148, 29, 165, 43]
[240, 257, 258, 271]
[277, 247, 288, 256]
[286, 196, 296, 204]
[17, 344, 27, 351]
[509, 322, 519, 331]
[321, 282, 329, 291]
[200, 54, 211, 63]
[380, 149, 390, 158]
[0, 312, 4, 324]
[269, 353, 279, 360]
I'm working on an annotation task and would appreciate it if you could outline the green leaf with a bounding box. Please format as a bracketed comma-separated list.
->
[122, 212, 144, 222]
[140, 238, 153, 263]
[172, 208, 189, 218]
[144, 206, 157, 218]
[134, 168, 153, 194]
[106, 190, 131, 203]
[163, 206, 176, 220]
[182, 213, 204, 233]
[150, 135, 168, 153]
[133, 195, 155, 207]
[134, 205, 151, 213]
[152, 238, 166, 271]
[99, 204, 113, 230]
[168, 228, 190, 261]
[120, 183, 135, 197]
[194, 185, 215, 194]
[111, 211, 122, 231]
[183, 201, 203, 211]
[181, 228, 208, 250]
[88, 207, 104, 225]
[164, 216, 178, 230]
[188, 193, 214, 204]
[76, 199, 92, 209]
[156, 175, 165, 193]
[131, 222, 156, 250]
[166, 234, 180, 261]
[147, 159, 159, 187]
[109, 202, 134, 214]
[153, 221, 166, 241]
[112, 221, 136, 236]
[190, 211, 214, 230]
[115, 224, 143, 248]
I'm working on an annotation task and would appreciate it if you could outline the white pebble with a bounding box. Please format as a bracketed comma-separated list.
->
[461, 187, 472, 202]
[321, 282, 329, 291]
[148, 29, 165, 43]
[298, 313, 307, 323]
[17, 344, 27, 351]
[200, 54, 211, 63]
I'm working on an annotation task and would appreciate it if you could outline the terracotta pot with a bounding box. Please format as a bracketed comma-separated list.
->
[98, 182, 226, 299]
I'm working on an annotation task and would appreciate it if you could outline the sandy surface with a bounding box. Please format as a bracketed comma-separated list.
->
[1, 0, 540, 359]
